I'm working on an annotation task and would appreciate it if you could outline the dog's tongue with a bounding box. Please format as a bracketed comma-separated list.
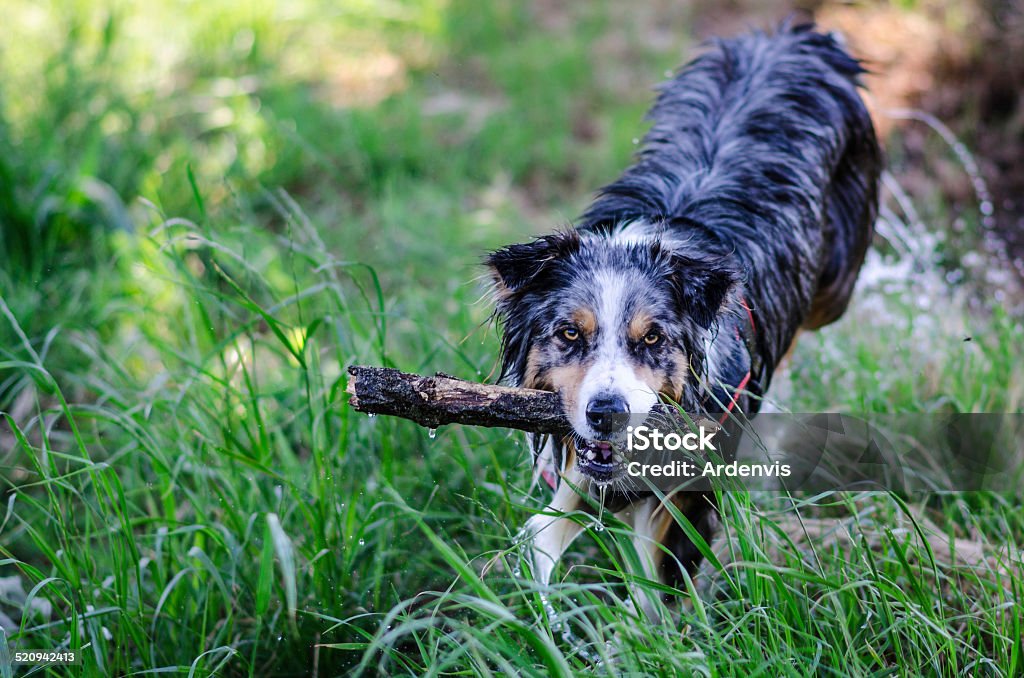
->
[594, 441, 614, 462]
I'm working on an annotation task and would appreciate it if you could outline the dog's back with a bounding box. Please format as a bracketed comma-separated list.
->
[579, 24, 882, 379]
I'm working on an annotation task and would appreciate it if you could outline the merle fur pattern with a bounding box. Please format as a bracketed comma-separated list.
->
[580, 25, 881, 368]
[486, 25, 882, 589]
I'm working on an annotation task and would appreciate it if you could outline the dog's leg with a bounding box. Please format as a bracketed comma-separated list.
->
[519, 461, 605, 658]
[521, 465, 589, 586]
[615, 495, 677, 622]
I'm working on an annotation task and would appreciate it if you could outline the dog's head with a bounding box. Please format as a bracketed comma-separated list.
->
[486, 226, 738, 481]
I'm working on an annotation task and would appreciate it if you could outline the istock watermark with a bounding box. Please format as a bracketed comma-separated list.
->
[583, 412, 1024, 494]
[626, 424, 718, 452]
[623, 422, 792, 481]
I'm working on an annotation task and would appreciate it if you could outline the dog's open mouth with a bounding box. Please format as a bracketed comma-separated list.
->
[575, 439, 626, 482]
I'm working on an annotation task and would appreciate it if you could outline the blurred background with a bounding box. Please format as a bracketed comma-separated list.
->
[1, 0, 1023, 674]
[2, 0, 1023, 398]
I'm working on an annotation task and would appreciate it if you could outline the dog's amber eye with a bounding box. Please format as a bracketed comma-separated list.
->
[643, 331, 662, 346]
[562, 327, 580, 342]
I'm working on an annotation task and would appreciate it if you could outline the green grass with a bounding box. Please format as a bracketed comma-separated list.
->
[1, 1, 1022, 676]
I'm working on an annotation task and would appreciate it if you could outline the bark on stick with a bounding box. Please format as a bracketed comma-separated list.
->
[345, 366, 569, 434]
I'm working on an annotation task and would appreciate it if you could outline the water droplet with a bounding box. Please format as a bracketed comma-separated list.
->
[358, 538, 365, 546]
[631, 137, 639, 145]
[428, 428, 437, 439]
[591, 521, 605, 533]
[367, 413, 375, 418]
[513, 567, 521, 577]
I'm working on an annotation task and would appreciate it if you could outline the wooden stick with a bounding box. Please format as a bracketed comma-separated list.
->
[345, 366, 568, 434]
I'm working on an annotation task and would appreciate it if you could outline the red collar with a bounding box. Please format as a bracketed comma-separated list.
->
[719, 297, 756, 423]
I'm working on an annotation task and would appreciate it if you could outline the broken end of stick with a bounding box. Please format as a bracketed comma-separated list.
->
[344, 364, 569, 434]
[345, 365, 360, 407]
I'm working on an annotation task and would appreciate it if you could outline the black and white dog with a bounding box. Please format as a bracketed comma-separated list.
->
[486, 25, 881, 604]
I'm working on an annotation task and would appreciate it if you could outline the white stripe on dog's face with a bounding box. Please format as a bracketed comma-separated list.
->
[571, 270, 659, 441]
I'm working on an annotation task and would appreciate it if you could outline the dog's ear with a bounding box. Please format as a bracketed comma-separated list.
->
[666, 253, 739, 330]
[485, 232, 580, 302]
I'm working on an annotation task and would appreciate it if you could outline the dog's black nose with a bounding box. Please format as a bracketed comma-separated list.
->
[586, 395, 630, 435]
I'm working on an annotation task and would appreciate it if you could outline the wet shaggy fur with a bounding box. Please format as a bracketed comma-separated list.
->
[486, 25, 882, 596]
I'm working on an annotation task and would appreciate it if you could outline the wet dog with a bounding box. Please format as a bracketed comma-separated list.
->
[486, 24, 881, 609]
